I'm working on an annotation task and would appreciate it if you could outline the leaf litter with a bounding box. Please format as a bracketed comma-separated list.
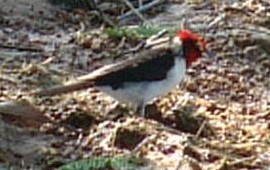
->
[0, 0, 270, 169]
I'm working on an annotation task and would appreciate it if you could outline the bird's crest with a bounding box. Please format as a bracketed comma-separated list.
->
[177, 29, 207, 51]
[177, 29, 207, 66]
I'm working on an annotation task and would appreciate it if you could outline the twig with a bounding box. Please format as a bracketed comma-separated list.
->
[145, 29, 168, 48]
[87, 6, 116, 27]
[229, 156, 256, 167]
[146, 29, 167, 42]
[132, 134, 157, 153]
[97, 11, 116, 27]
[0, 44, 43, 52]
[138, 0, 143, 7]
[207, 13, 226, 29]
[113, 41, 146, 59]
[117, 0, 147, 23]
[118, 0, 165, 21]
[113, 29, 168, 59]
[195, 120, 207, 138]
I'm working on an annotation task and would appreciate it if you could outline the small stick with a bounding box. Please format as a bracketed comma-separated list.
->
[120, 0, 148, 22]
[195, 120, 207, 138]
[113, 29, 168, 58]
[0, 44, 43, 52]
[132, 134, 157, 153]
[207, 13, 226, 29]
[118, 0, 165, 21]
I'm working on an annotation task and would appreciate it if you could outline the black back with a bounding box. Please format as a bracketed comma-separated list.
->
[93, 48, 181, 89]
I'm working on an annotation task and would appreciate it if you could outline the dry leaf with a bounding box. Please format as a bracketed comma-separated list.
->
[0, 100, 49, 127]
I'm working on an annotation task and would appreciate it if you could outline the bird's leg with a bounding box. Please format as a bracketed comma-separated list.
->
[135, 102, 146, 117]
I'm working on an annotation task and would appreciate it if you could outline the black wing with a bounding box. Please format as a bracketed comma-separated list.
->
[93, 48, 177, 89]
[33, 43, 181, 96]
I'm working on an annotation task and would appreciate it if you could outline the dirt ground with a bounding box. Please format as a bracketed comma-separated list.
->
[0, 0, 270, 170]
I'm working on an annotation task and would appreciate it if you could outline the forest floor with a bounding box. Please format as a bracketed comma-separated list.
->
[0, 0, 270, 169]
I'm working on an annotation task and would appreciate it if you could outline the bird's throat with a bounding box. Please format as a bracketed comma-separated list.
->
[184, 44, 202, 67]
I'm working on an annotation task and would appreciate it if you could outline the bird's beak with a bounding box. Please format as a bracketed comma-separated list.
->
[197, 39, 213, 58]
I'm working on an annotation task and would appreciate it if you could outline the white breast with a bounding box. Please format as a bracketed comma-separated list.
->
[96, 56, 186, 109]
[143, 56, 186, 103]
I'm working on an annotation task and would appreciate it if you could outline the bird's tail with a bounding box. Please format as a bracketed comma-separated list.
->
[32, 80, 93, 96]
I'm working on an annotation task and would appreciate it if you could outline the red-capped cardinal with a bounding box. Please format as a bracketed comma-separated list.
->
[34, 29, 207, 116]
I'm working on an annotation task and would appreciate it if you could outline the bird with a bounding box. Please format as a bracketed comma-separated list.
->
[34, 29, 207, 117]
